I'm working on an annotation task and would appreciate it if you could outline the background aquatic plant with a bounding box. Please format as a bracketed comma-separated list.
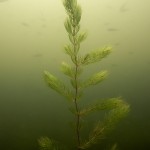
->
[39, 0, 130, 149]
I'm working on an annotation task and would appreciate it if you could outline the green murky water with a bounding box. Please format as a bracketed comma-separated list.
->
[0, 0, 150, 149]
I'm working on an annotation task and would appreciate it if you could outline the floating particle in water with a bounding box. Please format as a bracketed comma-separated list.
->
[21, 22, 30, 27]
[111, 64, 118, 67]
[107, 28, 118, 32]
[114, 43, 120, 46]
[128, 51, 134, 55]
[41, 24, 46, 28]
[33, 53, 43, 58]
[120, 2, 129, 13]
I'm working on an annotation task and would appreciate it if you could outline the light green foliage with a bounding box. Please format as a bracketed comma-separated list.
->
[38, 137, 54, 150]
[77, 32, 87, 43]
[41, 0, 130, 150]
[80, 100, 130, 149]
[61, 61, 74, 78]
[44, 71, 73, 101]
[79, 97, 128, 116]
[61, 61, 83, 79]
[81, 46, 112, 65]
[38, 137, 66, 150]
[110, 143, 118, 150]
[81, 70, 108, 88]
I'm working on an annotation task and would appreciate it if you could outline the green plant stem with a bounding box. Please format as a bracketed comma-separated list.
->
[73, 26, 81, 149]
[74, 65, 81, 150]
[74, 96, 81, 149]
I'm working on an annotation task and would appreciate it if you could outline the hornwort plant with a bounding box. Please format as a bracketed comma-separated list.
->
[38, 0, 130, 150]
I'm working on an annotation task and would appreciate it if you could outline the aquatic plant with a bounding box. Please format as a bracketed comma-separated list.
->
[39, 0, 130, 149]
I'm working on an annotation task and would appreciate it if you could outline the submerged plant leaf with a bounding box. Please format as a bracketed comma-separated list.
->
[80, 98, 130, 149]
[70, 78, 76, 88]
[68, 34, 74, 44]
[64, 44, 74, 57]
[63, 0, 77, 14]
[80, 122, 105, 149]
[110, 143, 118, 150]
[61, 61, 74, 78]
[81, 70, 108, 88]
[38, 136, 52, 150]
[44, 71, 73, 101]
[81, 46, 112, 65]
[38, 136, 67, 150]
[77, 32, 87, 43]
[63, 0, 81, 26]
[75, 24, 80, 35]
[103, 101, 130, 131]
[64, 18, 72, 35]
[76, 65, 83, 76]
[79, 97, 127, 116]
[74, 4, 82, 25]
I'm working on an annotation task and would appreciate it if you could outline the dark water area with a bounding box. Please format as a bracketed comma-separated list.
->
[1, 69, 150, 150]
[1, 0, 150, 150]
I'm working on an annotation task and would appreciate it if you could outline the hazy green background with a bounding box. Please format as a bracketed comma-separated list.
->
[0, 0, 150, 149]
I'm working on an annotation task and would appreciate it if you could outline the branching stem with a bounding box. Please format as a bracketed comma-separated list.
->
[73, 26, 81, 149]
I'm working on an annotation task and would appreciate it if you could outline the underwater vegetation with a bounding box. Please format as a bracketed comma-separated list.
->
[38, 0, 130, 150]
